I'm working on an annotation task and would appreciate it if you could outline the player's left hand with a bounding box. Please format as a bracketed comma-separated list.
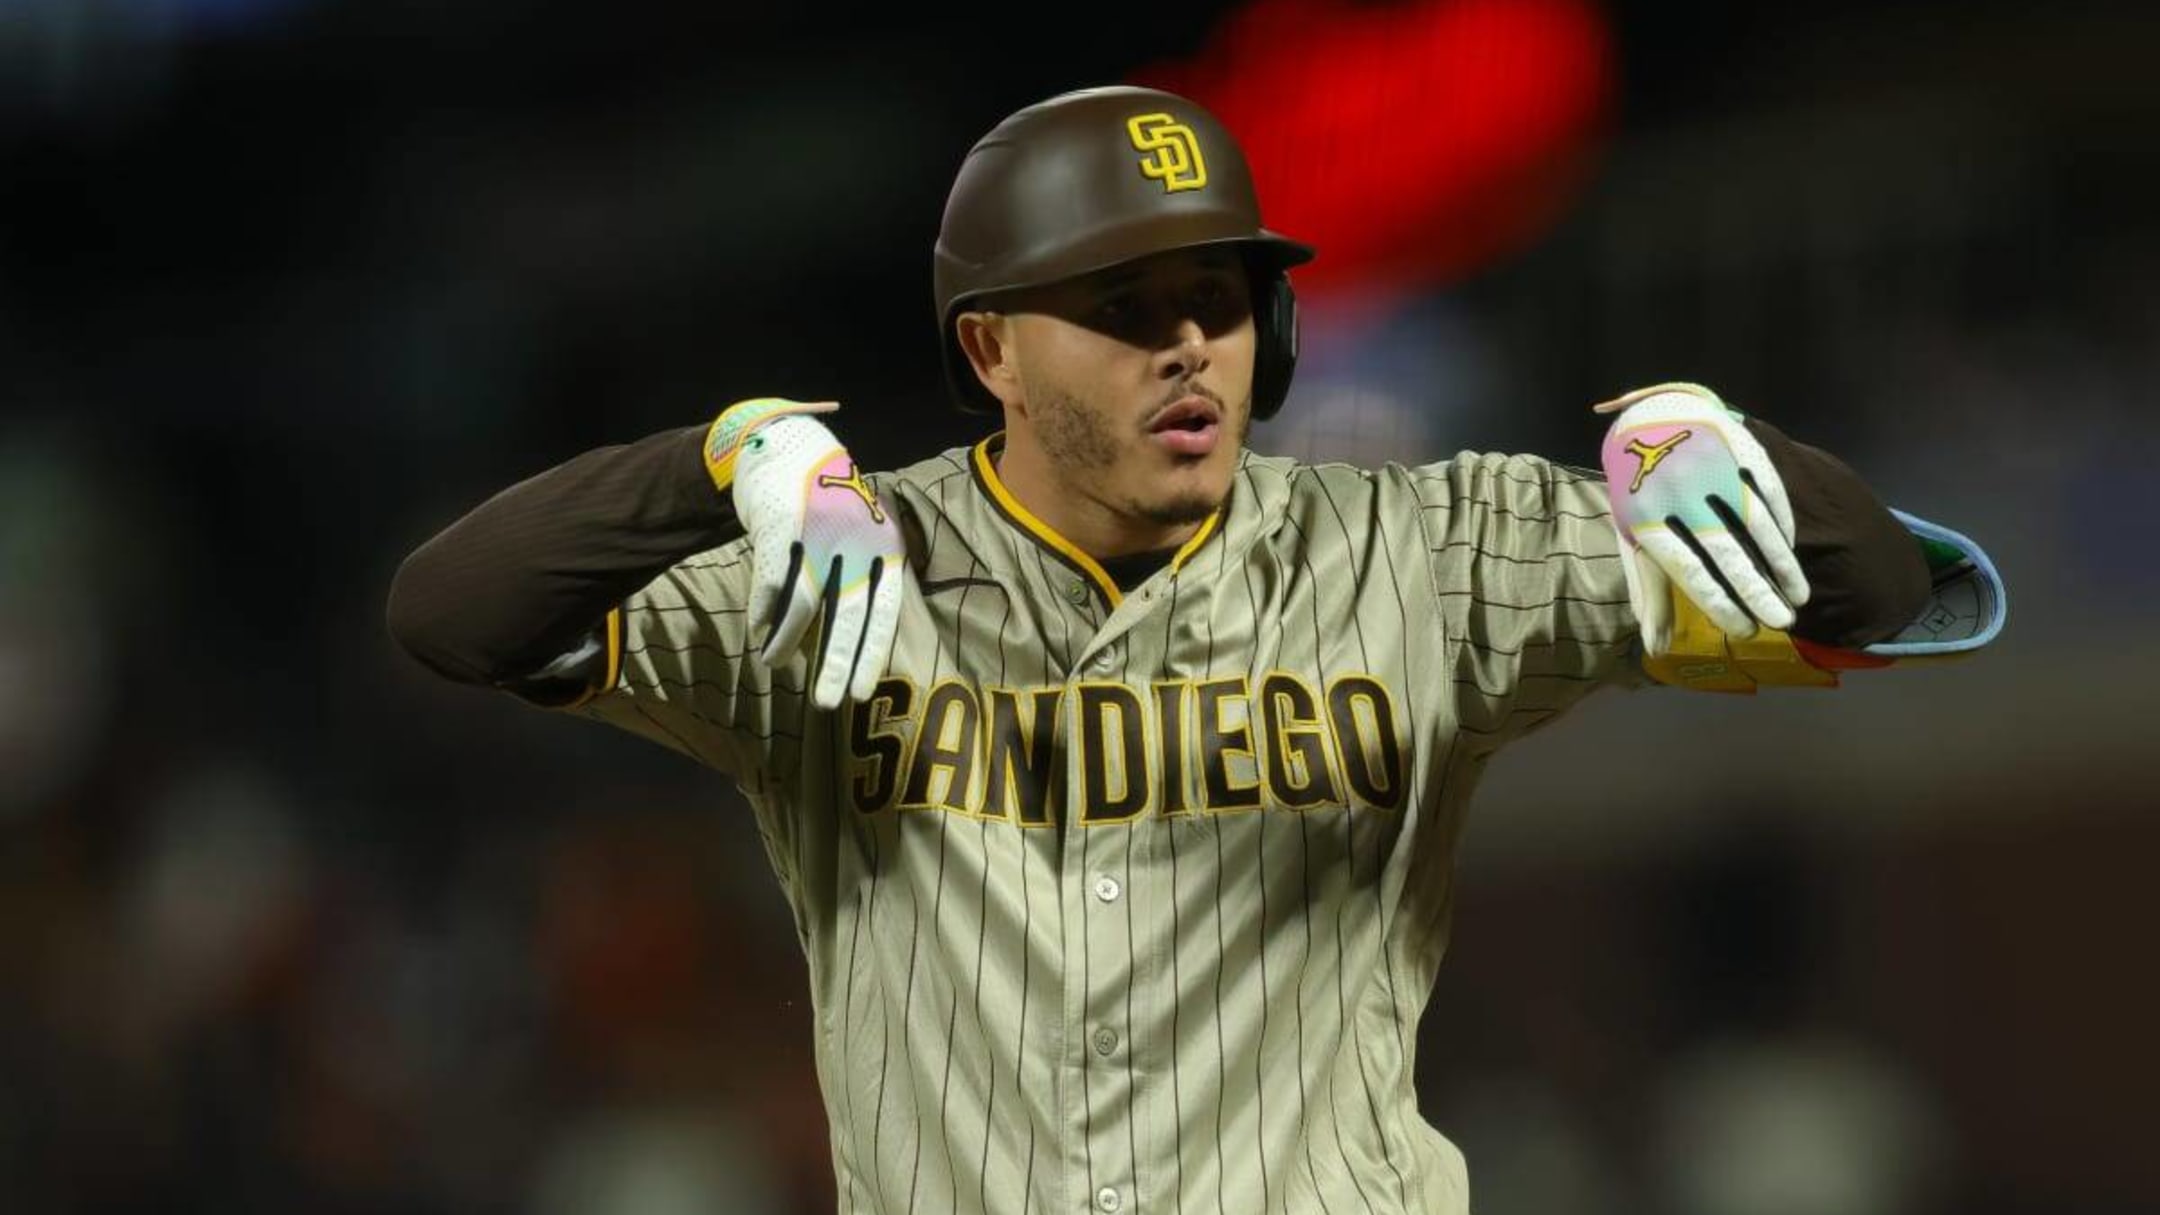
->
[1595, 382, 1810, 654]
[714, 398, 908, 710]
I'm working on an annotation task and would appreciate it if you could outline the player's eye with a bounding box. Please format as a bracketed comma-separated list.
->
[1190, 277, 1249, 331]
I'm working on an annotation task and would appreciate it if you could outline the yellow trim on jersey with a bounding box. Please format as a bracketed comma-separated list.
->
[1642, 587, 1839, 693]
[971, 438, 1124, 607]
[560, 607, 626, 710]
[970, 435, 1228, 602]
[602, 605, 623, 691]
[1170, 509, 1221, 571]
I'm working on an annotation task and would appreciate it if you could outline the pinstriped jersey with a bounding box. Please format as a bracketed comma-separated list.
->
[575, 434, 1642, 1215]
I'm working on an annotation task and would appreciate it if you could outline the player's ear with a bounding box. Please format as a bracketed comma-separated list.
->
[955, 311, 1024, 411]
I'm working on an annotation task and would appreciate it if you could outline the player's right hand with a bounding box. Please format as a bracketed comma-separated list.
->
[706, 397, 908, 710]
[1594, 383, 1811, 654]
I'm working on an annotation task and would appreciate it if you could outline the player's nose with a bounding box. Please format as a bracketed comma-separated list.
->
[1155, 318, 1210, 381]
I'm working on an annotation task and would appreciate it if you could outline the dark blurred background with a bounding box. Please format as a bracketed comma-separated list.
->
[3, 1, 2155, 1212]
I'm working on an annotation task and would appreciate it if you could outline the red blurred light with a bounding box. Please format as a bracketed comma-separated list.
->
[1132, 0, 1615, 300]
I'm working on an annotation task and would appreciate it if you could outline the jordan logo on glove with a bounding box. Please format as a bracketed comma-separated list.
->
[817, 463, 887, 524]
[1624, 429, 1693, 493]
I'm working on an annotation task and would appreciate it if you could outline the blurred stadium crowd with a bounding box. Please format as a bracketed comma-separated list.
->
[1, 2, 2155, 1213]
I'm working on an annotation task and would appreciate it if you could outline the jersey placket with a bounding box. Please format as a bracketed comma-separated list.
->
[1063, 578, 1180, 1215]
[974, 428, 1217, 1212]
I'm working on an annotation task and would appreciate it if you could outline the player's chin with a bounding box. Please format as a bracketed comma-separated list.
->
[1134, 491, 1221, 528]
[1135, 467, 1233, 525]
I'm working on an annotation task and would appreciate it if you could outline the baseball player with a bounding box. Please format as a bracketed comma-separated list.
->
[388, 86, 2002, 1215]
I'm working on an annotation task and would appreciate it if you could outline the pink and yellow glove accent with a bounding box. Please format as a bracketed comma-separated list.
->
[702, 396, 838, 488]
[705, 397, 907, 711]
[1596, 382, 1810, 656]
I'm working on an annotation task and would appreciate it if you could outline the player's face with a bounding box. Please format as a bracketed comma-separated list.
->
[988, 249, 1257, 532]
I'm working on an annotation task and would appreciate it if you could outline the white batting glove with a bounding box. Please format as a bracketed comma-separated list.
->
[705, 398, 907, 710]
[1594, 383, 1810, 654]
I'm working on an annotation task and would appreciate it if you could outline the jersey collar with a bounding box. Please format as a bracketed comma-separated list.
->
[969, 433, 1224, 608]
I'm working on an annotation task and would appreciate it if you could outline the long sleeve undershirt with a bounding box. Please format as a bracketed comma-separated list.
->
[385, 419, 1930, 691]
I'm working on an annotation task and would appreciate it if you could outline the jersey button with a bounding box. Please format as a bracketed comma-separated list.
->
[1093, 1027, 1119, 1056]
[1088, 646, 1119, 675]
[1093, 875, 1122, 903]
[1095, 1186, 1122, 1213]
[1067, 581, 1090, 606]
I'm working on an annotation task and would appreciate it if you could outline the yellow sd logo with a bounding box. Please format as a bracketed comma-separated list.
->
[1126, 113, 1207, 192]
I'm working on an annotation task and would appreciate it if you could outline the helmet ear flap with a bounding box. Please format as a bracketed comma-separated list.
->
[1251, 273, 1299, 420]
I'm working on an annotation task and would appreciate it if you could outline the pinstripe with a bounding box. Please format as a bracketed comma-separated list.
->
[1289, 507, 1339, 1215]
[1425, 501, 1608, 524]
[883, 807, 917, 1198]
[906, 501, 961, 1215]
[975, 566, 1012, 1215]
[1082, 796, 1098, 1209]
[1166, 557, 1200, 1210]
[1116, 631, 1144, 1215]
[1368, 480, 1427, 1206]
[860, 790, 890, 1213]
[1020, 579, 1046, 1215]
[1124, 811, 1143, 1213]
[1051, 815, 1068, 1212]
[892, 501, 951, 1212]
[575, 442, 1638, 1215]
[622, 670, 810, 711]
[628, 600, 749, 615]
[1268, 497, 1342, 1215]
[839, 830, 874, 1213]
[937, 545, 984, 1215]
[1310, 472, 1410, 1214]
[1426, 539, 1620, 567]
[1200, 536, 1229, 1215]
[1212, 819, 1230, 1215]
[617, 696, 706, 759]
[1238, 549, 1273, 1215]
[674, 554, 753, 573]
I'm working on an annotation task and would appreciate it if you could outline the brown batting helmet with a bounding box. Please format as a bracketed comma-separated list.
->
[933, 85, 1316, 418]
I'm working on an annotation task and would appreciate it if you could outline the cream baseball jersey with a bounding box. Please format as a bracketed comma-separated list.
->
[574, 434, 1639, 1215]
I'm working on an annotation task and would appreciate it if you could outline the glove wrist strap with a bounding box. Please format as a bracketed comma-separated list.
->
[702, 397, 838, 494]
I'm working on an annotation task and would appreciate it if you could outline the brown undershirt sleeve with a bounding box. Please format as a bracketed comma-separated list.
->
[381, 410, 1925, 693]
[385, 424, 741, 688]
[1745, 416, 1931, 649]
